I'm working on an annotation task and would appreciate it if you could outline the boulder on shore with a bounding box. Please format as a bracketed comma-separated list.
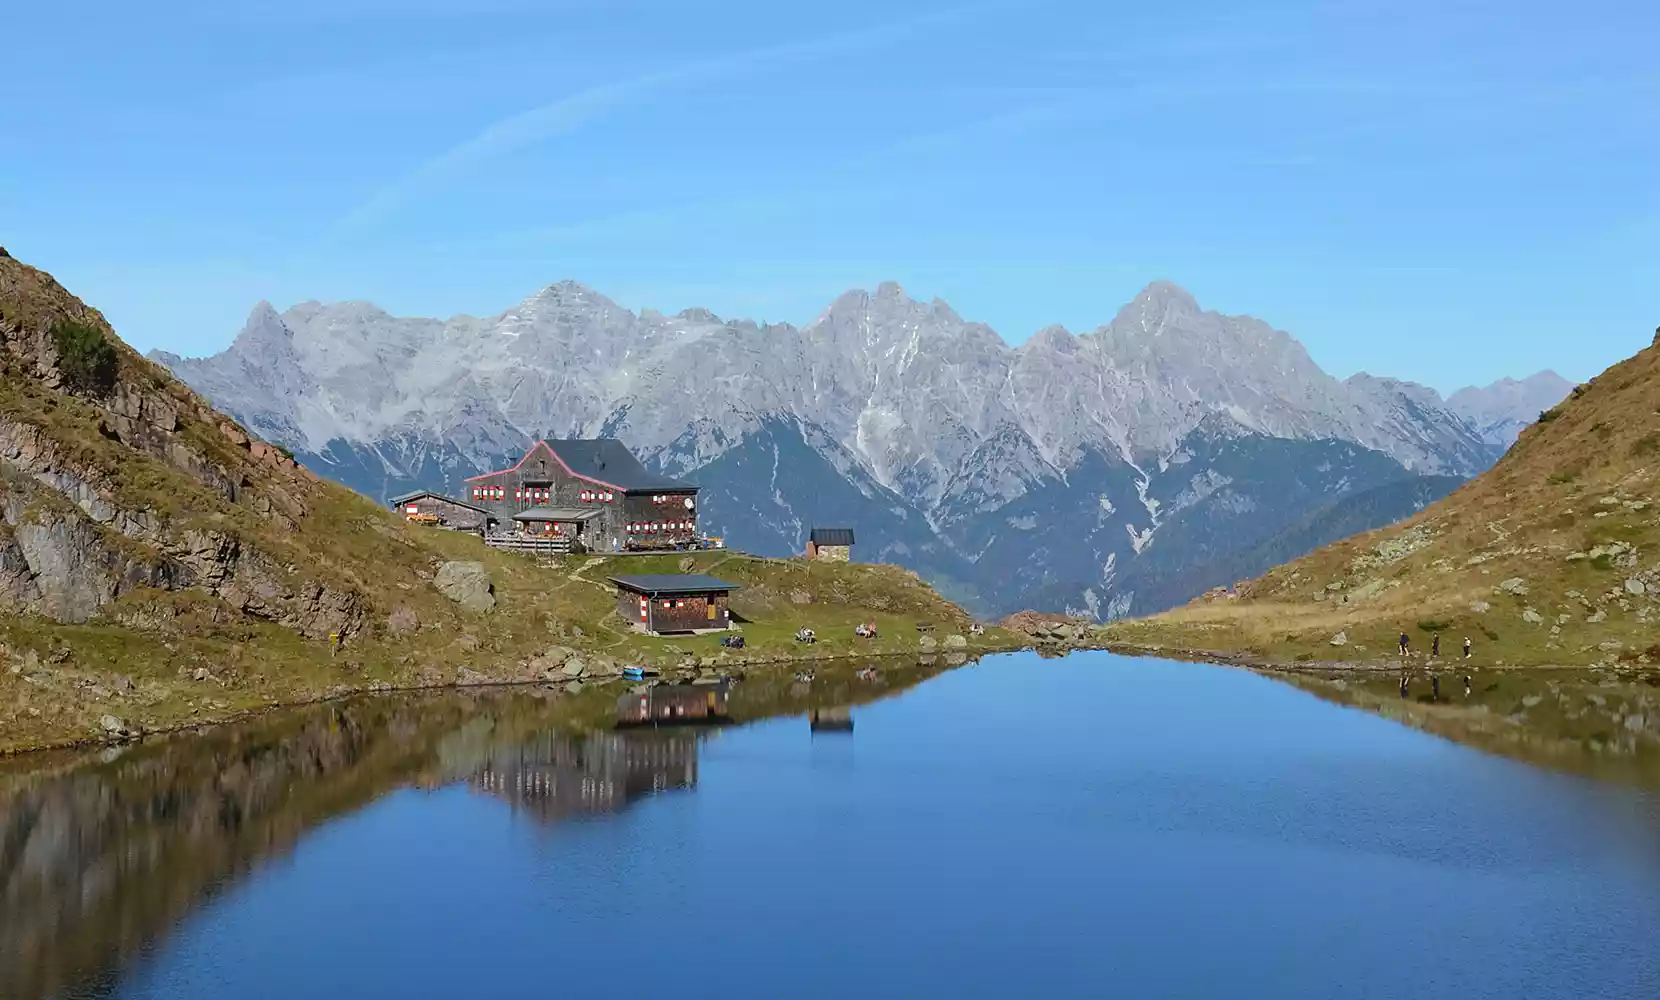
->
[435, 562, 495, 612]
[98, 714, 139, 740]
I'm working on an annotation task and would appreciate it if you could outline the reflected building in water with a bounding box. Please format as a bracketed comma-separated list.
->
[468, 732, 699, 824]
[810, 706, 854, 734]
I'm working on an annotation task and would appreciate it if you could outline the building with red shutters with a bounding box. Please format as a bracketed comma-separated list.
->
[463, 439, 699, 553]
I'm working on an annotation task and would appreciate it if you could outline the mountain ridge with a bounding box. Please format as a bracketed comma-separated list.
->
[1111, 328, 1658, 668]
[151, 278, 1559, 619]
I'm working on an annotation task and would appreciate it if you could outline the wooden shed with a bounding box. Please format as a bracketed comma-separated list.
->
[389, 490, 494, 533]
[610, 574, 740, 634]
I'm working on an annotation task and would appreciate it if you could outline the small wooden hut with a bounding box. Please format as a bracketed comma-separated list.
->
[610, 574, 740, 634]
[388, 490, 494, 532]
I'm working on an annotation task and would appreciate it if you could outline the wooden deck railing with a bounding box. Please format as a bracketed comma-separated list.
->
[485, 535, 572, 555]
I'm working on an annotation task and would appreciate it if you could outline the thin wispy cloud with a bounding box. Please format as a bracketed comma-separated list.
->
[330, 2, 1009, 239]
[436, 94, 1088, 257]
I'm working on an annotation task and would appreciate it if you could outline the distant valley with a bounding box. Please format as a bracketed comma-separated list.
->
[152, 281, 1569, 619]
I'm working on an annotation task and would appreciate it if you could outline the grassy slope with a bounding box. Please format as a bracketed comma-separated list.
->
[1108, 331, 1660, 669]
[0, 250, 1010, 753]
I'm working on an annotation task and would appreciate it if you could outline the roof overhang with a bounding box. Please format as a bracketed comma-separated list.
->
[513, 506, 605, 522]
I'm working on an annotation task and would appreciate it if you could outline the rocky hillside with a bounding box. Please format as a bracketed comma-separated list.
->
[0, 248, 398, 641]
[1111, 327, 1660, 668]
[0, 248, 1002, 752]
[153, 279, 1558, 618]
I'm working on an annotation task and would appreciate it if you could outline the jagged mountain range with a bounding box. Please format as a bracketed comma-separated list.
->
[1446, 371, 1575, 448]
[151, 280, 1568, 618]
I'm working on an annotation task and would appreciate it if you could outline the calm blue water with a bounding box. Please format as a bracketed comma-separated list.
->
[8, 651, 1660, 999]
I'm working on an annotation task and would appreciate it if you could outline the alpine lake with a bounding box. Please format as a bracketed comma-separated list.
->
[5, 649, 1660, 999]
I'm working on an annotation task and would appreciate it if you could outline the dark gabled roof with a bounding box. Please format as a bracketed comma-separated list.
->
[389, 490, 491, 514]
[809, 528, 856, 547]
[545, 439, 696, 494]
[466, 439, 696, 494]
[513, 506, 603, 522]
[608, 574, 741, 596]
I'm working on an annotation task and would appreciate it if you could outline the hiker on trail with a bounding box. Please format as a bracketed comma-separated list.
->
[1464, 675, 1473, 698]
[1399, 632, 1410, 657]
[1463, 637, 1473, 659]
[1431, 633, 1440, 658]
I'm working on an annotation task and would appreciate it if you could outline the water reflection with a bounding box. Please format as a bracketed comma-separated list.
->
[469, 732, 699, 825]
[1272, 665, 1660, 791]
[0, 657, 957, 1000]
[616, 681, 731, 727]
[810, 706, 855, 734]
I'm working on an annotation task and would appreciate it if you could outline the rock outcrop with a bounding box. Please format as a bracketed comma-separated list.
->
[434, 562, 495, 613]
[0, 250, 416, 642]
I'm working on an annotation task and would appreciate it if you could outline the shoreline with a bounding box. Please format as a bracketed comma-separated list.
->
[0, 640, 1034, 760]
[17, 632, 1652, 765]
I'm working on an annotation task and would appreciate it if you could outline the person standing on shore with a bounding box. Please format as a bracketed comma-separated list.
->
[1399, 632, 1410, 657]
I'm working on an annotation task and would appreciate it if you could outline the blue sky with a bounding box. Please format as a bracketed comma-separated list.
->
[1, 0, 1654, 391]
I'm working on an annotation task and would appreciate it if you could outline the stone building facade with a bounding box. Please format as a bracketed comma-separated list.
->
[806, 527, 855, 562]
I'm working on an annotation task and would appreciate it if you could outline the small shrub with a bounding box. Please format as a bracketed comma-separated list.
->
[1480, 625, 1500, 642]
[1416, 618, 1451, 633]
[1590, 553, 1616, 571]
[50, 320, 118, 395]
[1547, 467, 1581, 485]
[1632, 433, 1660, 458]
